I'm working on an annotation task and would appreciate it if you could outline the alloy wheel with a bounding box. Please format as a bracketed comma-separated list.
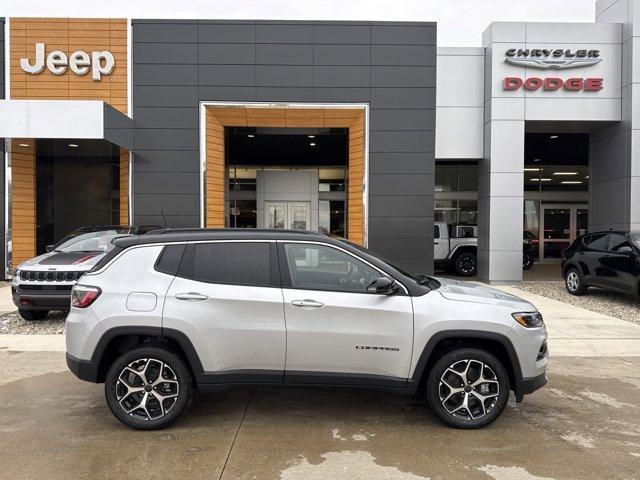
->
[439, 359, 500, 420]
[566, 271, 579, 292]
[115, 358, 180, 421]
[459, 257, 475, 274]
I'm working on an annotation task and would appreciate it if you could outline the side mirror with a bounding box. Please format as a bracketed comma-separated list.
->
[45, 245, 54, 253]
[368, 276, 399, 295]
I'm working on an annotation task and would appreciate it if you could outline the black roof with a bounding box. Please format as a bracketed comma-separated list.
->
[113, 228, 332, 248]
[585, 230, 640, 236]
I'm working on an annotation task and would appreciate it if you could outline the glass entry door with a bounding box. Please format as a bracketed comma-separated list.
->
[265, 202, 310, 231]
[539, 204, 588, 262]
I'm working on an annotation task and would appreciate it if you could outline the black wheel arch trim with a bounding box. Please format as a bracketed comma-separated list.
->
[68, 326, 208, 384]
[408, 330, 526, 398]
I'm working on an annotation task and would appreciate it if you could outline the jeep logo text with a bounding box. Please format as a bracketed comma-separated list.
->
[20, 43, 115, 81]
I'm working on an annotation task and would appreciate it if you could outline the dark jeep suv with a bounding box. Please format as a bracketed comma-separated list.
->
[561, 231, 640, 296]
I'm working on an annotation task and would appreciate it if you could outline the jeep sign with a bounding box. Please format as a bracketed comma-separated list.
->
[20, 43, 115, 81]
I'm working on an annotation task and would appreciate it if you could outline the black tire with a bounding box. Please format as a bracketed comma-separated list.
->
[565, 267, 587, 296]
[454, 252, 477, 277]
[105, 346, 193, 430]
[523, 252, 534, 270]
[426, 348, 510, 429]
[18, 309, 48, 321]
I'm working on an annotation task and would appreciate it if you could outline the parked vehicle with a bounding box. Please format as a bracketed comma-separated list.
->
[522, 232, 539, 271]
[12, 225, 160, 320]
[434, 222, 478, 276]
[562, 231, 640, 296]
[66, 229, 548, 430]
[434, 225, 540, 276]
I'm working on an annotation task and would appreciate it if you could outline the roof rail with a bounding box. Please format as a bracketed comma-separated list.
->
[146, 227, 325, 236]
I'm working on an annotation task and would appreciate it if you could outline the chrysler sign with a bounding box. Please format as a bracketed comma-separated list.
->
[505, 48, 602, 69]
[20, 43, 115, 81]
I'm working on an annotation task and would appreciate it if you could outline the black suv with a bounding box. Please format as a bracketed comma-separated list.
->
[561, 231, 640, 296]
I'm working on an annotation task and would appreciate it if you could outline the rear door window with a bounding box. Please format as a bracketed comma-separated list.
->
[179, 242, 272, 287]
[583, 233, 609, 251]
[434, 225, 440, 239]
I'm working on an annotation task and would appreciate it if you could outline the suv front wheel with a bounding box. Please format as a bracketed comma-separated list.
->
[453, 252, 477, 277]
[105, 346, 193, 430]
[426, 348, 510, 429]
[565, 267, 586, 296]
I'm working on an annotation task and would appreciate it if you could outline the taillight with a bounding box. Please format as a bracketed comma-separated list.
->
[71, 285, 102, 308]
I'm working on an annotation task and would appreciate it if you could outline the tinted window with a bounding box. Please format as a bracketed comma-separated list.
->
[284, 243, 381, 293]
[434, 225, 440, 239]
[584, 233, 609, 250]
[608, 234, 633, 253]
[155, 244, 186, 275]
[187, 242, 270, 287]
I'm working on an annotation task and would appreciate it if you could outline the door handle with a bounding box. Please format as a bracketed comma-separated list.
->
[175, 292, 209, 301]
[291, 299, 324, 308]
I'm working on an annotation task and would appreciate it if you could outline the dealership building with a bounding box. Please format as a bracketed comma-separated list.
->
[0, 0, 637, 282]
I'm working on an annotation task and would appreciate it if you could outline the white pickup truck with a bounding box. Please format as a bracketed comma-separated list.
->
[434, 222, 478, 276]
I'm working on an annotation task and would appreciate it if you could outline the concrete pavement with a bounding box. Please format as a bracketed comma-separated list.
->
[1, 285, 640, 479]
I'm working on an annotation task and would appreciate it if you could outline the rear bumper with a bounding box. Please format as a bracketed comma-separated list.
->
[66, 352, 100, 383]
[12, 289, 71, 310]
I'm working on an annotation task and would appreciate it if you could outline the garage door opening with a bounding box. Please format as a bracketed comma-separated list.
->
[227, 127, 347, 236]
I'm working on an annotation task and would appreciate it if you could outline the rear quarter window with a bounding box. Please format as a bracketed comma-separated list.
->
[154, 244, 187, 275]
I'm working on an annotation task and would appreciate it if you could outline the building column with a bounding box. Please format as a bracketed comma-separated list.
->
[478, 117, 524, 283]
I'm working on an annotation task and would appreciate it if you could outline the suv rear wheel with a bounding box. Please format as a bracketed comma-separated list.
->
[454, 252, 477, 277]
[105, 346, 193, 430]
[18, 309, 48, 321]
[426, 348, 510, 429]
[565, 267, 586, 296]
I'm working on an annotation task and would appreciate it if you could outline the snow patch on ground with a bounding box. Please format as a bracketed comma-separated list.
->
[280, 451, 429, 480]
[579, 390, 634, 409]
[478, 465, 555, 480]
[331, 428, 347, 442]
[560, 433, 595, 449]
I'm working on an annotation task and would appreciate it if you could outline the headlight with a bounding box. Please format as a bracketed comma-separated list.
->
[512, 312, 544, 328]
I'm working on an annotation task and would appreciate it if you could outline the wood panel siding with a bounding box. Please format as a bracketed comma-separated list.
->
[8, 18, 129, 265]
[10, 18, 128, 113]
[119, 148, 129, 225]
[11, 140, 36, 268]
[205, 105, 366, 244]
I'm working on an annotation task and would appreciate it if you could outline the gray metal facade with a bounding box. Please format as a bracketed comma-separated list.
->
[131, 20, 437, 273]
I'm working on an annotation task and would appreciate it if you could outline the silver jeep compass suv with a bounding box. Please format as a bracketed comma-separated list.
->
[66, 229, 548, 430]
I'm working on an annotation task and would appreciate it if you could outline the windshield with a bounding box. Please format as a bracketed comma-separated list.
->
[53, 229, 132, 253]
[632, 234, 640, 249]
[337, 238, 421, 282]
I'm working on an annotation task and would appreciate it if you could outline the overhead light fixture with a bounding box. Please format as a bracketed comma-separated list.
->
[524, 168, 540, 171]
[247, 134, 254, 138]
[69, 143, 79, 148]
[533, 158, 540, 162]
[552, 172, 577, 176]
[561, 181, 582, 184]
[308, 135, 315, 139]
[530, 178, 552, 182]
[585, 175, 589, 179]
[549, 135, 558, 139]
[309, 142, 316, 147]
[18, 143, 29, 147]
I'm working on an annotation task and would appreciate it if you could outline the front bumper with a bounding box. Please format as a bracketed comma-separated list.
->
[12, 285, 72, 310]
[516, 372, 548, 401]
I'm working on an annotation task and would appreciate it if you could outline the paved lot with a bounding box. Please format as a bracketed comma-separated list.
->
[1, 286, 640, 480]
